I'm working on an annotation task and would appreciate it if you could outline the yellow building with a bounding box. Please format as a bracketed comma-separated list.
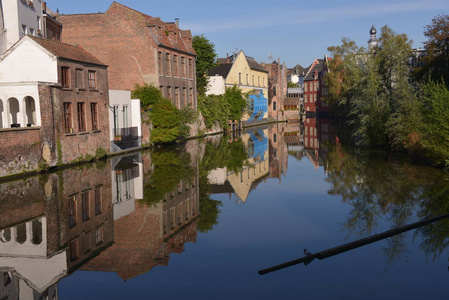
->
[206, 50, 269, 121]
[207, 50, 268, 95]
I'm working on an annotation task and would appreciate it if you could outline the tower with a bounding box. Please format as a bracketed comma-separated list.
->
[368, 25, 378, 50]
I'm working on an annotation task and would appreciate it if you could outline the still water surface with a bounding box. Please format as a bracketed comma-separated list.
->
[1, 120, 449, 299]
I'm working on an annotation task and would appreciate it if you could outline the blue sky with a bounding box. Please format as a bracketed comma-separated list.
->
[45, 0, 447, 68]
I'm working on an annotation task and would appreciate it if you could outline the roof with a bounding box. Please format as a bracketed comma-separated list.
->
[304, 59, 325, 81]
[207, 63, 233, 77]
[287, 64, 305, 76]
[28, 36, 107, 66]
[212, 50, 267, 77]
[111, 2, 196, 55]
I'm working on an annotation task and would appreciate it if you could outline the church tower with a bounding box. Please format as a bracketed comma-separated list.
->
[368, 25, 378, 50]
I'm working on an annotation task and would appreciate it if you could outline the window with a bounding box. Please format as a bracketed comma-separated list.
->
[63, 102, 72, 133]
[180, 57, 185, 77]
[246, 74, 249, 85]
[273, 101, 276, 111]
[68, 196, 77, 228]
[158, 52, 163, 75]
[188, 58, 193, 78]
[77, 102, 86, 132]
[166, 53, 171, 76]
[252, 75, 255, 85]
[61, 67, 70, 88]
[258, 76, 260, 86]
[173, 55, 178, 77]
[91, 103, 98, 130]
[95, 225, 103, 245]
[69, 239, 79, 262]
[122, 105, 128, 129]
[273, 134, 277, 142]
[81, 191, 89, 221]
[239, 73, 242, 84]
[22, 24, 27, 37]
[30, 28, 35, 36]
[167, 86, 172, 100]
[88, 71, 96, 89]
[174, 87, 179, 108]
[84, 231, 92, 254]
[113, 105, 119, 135]
[94, 187, 102, 215]
[75, 69, 84, 88]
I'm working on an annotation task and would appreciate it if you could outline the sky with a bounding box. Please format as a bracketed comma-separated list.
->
[44, 0, 448, 68]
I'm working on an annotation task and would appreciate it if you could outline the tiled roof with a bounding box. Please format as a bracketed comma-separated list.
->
[28, 36, 106, 66]
[287, 64, 305, 76]
[246, 56, 267, 73]
[110, 2, 196, 55]
[207, 63, 233, 77]
[304, 59, 325, 81]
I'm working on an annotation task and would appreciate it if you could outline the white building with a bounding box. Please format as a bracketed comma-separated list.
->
[0, 0, 44, 54]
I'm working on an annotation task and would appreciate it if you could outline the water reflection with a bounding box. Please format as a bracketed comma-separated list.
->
[1, 120, 448, 298]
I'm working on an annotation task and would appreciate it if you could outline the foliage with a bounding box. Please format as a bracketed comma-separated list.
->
[326, 26, 418, 150]
[141, 146, 194, 206]
[287, 81, 299, 88]
[416, 80, 449, 165]
[324, 142, 449, 263]
[198, 85, 247, 129]
[192, 34, 218, 96]
[132, 84, 193, 144]
[198, 94, 230, 129]
[95, 147, 108, 159]
[225, 85, 247, 122]
[415, 13, 449, 86]
[131, 83, 163, 110]
[197, 173, 223, 233]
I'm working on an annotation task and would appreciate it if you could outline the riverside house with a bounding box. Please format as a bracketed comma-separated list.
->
[0, 36, 110, 178]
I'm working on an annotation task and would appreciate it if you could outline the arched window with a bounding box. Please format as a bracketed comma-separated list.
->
[16, 223, 26, 244]
[24, 96, 36, 126]
[31, 219, 43, 245]
[0, 228, 11, 243]
[7, 98, 20, 128]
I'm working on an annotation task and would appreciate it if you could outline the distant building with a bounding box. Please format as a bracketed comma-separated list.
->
[0, 36, 110, 176]
[261, 59, 288, 120]
[368, 25, 379, 51]
[57, 2, 197, 111]
[287, 64, 306, 87]
[207, 50, 268, 122]
[0, 0, 45, 54]
[285, 87, 303, 121]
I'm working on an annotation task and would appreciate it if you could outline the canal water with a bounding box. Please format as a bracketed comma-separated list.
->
[1, 120, 449, 299]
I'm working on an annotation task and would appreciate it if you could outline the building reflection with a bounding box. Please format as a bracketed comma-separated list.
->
[208, 126, 270, 203]
[0, 139, 201, 295]
[0, 160, 114, 298]
[303, 117, 336, 168]
[81, 141, 200, 280]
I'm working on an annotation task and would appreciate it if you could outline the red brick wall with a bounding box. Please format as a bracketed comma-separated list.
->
[58, 6, 157, 91]
[52, 60, 111, 164]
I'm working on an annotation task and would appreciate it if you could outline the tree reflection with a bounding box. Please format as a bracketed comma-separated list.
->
[197, 136, 249, 233]
[324, 141, 449, 263]
[141, 146, 195, 206]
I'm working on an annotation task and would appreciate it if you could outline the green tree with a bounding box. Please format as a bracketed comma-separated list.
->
[224, 85, 247, 122]
[131, 83, 163, 110]
[287, 81, 299, 88]
[326, 26, 419, 149]
[417, 80, 449, 165]
[415, 13, 449, 86]
[192, 34, 218, 96]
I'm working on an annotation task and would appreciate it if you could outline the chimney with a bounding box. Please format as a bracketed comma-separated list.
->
[175, 18, 179, 29]
[42, 1, 46, 12]
[226, 53, 229, 63]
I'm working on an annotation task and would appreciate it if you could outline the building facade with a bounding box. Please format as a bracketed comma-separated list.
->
[261, 59, 288, 120]
[57, 2, 197, 110]
[0, 36, 110, 177]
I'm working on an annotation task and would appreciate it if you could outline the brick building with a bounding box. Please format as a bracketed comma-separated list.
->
[57, 2, 197, 110]
[0, 160, 113, 296]
[261, 59, 288, 121]
[0, 35, 110, 177]
[303, 56, 332, 117]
